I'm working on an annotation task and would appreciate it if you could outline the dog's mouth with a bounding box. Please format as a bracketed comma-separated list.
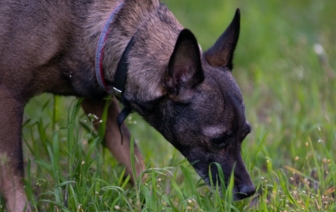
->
[195, 169, 255, 201]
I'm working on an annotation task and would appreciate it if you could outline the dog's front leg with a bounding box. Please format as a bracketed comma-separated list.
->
[0, 87, 31, 212]
[82, 98, 145, 183]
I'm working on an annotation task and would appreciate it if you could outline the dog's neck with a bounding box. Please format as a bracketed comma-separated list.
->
[86, 0, 183, 103]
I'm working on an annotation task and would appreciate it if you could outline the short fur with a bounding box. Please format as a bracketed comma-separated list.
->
[0, 0, 255, 211]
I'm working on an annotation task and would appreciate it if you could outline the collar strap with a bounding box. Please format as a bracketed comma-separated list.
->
[113, 36, 135, 99]
[114, 37, 135, 144]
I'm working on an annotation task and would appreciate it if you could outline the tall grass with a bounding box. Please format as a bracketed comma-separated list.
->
[1, 0, 335, 211]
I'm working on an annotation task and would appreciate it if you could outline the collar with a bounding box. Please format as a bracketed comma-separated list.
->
[95, 2, 135, 143]
[95, 2, 124, 97]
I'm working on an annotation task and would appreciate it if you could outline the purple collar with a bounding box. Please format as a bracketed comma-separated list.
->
[95, 2, 124, 94]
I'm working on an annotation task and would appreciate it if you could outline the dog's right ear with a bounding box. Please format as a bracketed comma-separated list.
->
[164, 29, 204, 101]
[204, 9, 240, 70]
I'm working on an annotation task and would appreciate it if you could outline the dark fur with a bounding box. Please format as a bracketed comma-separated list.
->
[0, 0, 255, 211]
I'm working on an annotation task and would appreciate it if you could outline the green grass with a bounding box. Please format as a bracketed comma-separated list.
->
[1, 0, 335, 211]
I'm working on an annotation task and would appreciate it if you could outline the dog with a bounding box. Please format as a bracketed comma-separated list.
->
[0, 0, 255, 211]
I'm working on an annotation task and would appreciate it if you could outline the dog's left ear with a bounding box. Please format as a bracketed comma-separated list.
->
[204, 9, 240, 70]
[164, 29, 204, 100]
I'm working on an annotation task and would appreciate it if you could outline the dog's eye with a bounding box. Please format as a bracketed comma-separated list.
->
[211, 132, 232, 148]
[211, 137, 226, 147]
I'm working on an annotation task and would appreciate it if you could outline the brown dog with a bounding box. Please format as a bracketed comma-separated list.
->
[0, 0, 255, 211]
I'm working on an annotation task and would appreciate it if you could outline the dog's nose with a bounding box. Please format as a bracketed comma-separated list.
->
[234, 184, 256, 200]
[239, 184, 256, 198]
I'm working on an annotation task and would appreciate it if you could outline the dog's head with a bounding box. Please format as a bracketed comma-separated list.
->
[131, 9, 255, 200]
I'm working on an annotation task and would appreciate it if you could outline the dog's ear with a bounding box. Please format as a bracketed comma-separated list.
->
[204, 9, 240, 70]
[164, 29, 204, 100]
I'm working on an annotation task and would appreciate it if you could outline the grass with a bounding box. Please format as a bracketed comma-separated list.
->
[1, 0, 335, 211]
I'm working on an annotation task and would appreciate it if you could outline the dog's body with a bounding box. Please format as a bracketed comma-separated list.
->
[0, 0, 255, 211]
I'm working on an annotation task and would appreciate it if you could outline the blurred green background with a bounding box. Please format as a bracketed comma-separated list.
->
[20, 0, 335, 211]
